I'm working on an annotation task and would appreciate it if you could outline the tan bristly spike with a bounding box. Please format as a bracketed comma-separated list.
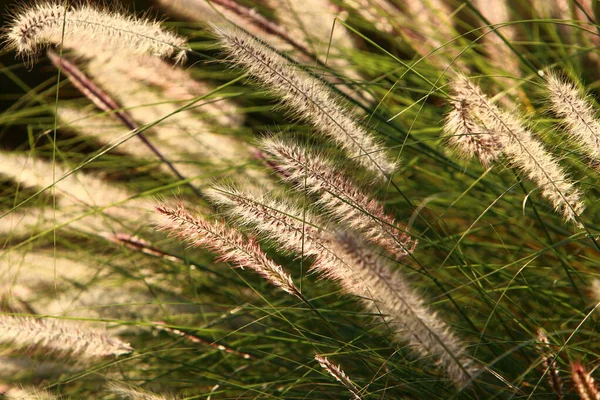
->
[546, 72, 600, 160]
[3, 2, 188, 64]
[315, 354, 362, 400]
[1, 386, 59, 400]
[260, 138, 416, 258]
[211, 24, 397, 179]
[107, 382, 179, 400]
[154, 202, 301, 298]
[446, 75, 584, 224]
[0, 315, 132, 360]
[207, 186, 476, 386]
[443, 95, 503, 166]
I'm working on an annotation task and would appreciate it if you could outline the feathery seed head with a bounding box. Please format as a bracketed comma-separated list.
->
[571, 361, 600, 400]
[108, 382, 179, 400]
[0, 315, 132, 360]
[546, 71, 600, 160]
[448, 75, 585, 224]
[206, 185, 326, 258]
[444, 95, 503, 166]
[329, 232, 477, 387]
[315, 354, 361, 400]
[211, 23, 397, 179]
[2, 386, 59, 400]
[154, 202, 301, 297]
[260, 137, 417, 258]
[206, 186, 367, 288]
[3, 2, 188, 64]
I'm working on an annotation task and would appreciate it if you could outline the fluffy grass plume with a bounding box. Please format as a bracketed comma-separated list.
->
[0, 315, 133, 360]
[1, 386, 59, 400]
[5, 0, 600, 398]
[209, 186, 475, 386]
[314, 354, 362, 400]
[3, 2, 188, 63]
[211, 24, 397, 178]
[154, 202, 301, 297]
[260, 137, 416, 258]
[546, 72, 600, 160]
[446, 74, 585, 223]
[108, 382, 179, 400]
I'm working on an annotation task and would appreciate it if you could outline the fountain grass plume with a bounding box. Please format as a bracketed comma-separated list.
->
[0, 315, 132, 360]
[446, 74, 585, 224]
[3, 2, 188, 64]
[546, 72, 600, 160]
[260, 137, 416, 258]
[207, 185, 476, 386]
[210, 23, 397, 179]
[154, 202, 301, 298]
[315, 354, 362, 400]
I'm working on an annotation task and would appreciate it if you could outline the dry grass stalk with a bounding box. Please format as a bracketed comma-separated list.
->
[3, 2, 188, 64]
[153, 321, 253, 360]
[211, 24, 396, 179]
[447, 75, 584, 224]
[315, 354, 362, 400]
[0, 315, 133, 360]
[546, 72, 600, 160]
[154, 202, 301, 298]
[260, 138, 416, 258]
[571, 361, 600, 400]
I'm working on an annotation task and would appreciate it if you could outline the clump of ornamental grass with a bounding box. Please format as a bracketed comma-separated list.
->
[206, 185, 476, 386]
[4, 0, 600, 399]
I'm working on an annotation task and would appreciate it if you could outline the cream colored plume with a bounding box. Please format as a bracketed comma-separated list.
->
[212, 24, 397, 178]
[3, 2, 188, 63]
